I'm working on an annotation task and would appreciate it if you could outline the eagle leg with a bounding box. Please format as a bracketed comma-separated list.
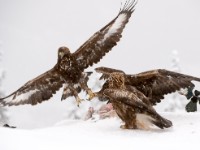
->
[79, 82, 95, 101]
[74, 95, 84, 107]
[120, 124, 127, 129]
[120, 123, 138, 129]
[120, 117, 138, 129]
[68, 86, 84, 107]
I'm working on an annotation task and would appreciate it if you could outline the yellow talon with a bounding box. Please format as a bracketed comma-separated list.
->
[87, 90, 96, 101]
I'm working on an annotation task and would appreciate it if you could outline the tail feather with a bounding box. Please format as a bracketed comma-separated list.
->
[151, 114, 172, 129]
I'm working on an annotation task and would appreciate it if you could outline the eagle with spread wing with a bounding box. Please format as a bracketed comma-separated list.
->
[94, 67, 200, 105]
[92, 67, 200, 129]
[0, 0, 137, 106]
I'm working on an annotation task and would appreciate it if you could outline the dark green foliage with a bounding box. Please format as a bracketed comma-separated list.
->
[186, 100, 197, 112]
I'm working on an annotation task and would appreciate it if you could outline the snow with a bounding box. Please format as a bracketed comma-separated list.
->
[0, 112, 200, 150]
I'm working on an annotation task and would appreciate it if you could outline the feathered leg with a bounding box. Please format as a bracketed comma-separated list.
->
[74, 92, 83, 107]
[79, 80, 95, 101]
[120, 115, 138, 129]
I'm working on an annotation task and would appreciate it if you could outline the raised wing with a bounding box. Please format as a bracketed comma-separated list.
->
[126, 69, 200, 105]
[72, 0, 137, 71]
[0, 68, 64, 106]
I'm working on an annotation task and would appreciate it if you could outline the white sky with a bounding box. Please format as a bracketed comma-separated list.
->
[0, 0, 200, 128]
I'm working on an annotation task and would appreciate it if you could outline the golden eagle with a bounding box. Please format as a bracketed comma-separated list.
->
[0, 0, 137, 106]
[92, 67, 200, 129]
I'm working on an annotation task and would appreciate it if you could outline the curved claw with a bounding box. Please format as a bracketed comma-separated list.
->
[87, 91, 96, 101]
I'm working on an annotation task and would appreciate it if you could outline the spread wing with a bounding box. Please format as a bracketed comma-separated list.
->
[95, 67, 200, 105]
[72, 0, 137, 71]
[126, 69, 200, 105]
[0, 68, 64, 106]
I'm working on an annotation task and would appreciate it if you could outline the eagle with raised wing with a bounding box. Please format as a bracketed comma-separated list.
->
[0, 0, 137, 106]
[103, 72, 172, 129]
[93, 67, 200, 107]
[92, 67, 200, 129]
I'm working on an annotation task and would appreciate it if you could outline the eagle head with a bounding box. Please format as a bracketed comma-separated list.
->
[58, 46, 71, 61]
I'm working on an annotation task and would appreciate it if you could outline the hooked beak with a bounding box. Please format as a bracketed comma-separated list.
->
[59, 51, 64, 59]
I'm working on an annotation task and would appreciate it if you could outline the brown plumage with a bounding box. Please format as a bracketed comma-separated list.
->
[94, 67, 200, 105]
[0, 1, 137, 106]
[103, 72, 172, 129]
[92, 67, 200, 129]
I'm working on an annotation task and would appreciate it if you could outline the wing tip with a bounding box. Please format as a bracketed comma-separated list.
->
[120, 0, 138, 13]
[0, 95, 12, 106]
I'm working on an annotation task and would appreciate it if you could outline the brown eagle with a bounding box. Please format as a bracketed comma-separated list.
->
[0, 0, 137, 106]
[92, 67, 200, 129]
[103, 72, 172, 129]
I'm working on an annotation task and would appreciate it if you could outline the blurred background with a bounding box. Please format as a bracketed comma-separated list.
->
[0, 0, 200, 128]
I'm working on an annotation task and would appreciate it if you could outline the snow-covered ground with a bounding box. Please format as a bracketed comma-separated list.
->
[0, 112, 199, 150]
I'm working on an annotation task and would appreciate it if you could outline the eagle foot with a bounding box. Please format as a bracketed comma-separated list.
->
[87, 90, 96, 101]
[120, 124, 137, 129]
[120, 124, 127, 129]
[75, 97, 84, 107]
